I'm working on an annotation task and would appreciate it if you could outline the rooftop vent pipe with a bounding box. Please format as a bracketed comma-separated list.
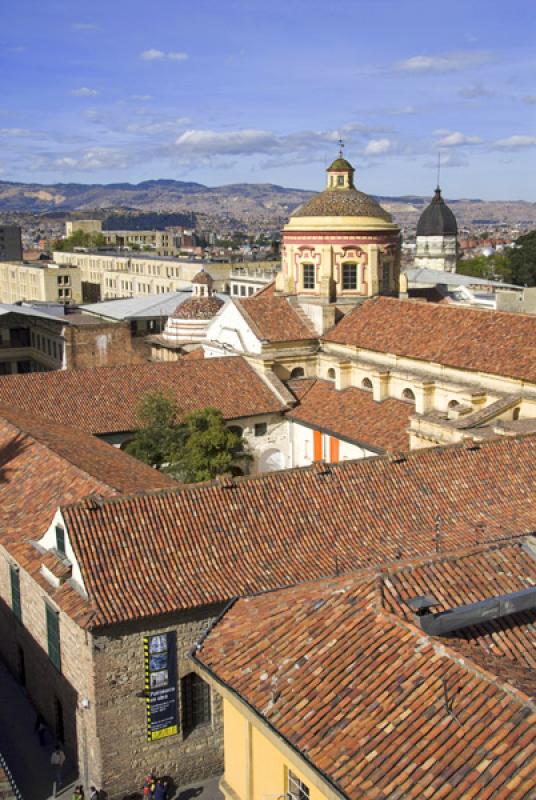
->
[408, 586, 536, 636]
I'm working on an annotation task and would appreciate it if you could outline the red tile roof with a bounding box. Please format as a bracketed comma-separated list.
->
[237, 293, 316, 343]
[324, 296, 536, 383]
[0, 357, 283, 434]
[286, 378, 411, 451]
[61, 434, 536, 627]
[0, 408, 176, 625]
[193, 543, 536, 800]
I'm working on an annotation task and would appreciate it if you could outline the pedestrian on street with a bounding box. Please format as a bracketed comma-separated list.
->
[154, 780, 168, 800]
[51, 744, 66, 789]
[72, 786, 84, 800]
[89, 786, 99, 800]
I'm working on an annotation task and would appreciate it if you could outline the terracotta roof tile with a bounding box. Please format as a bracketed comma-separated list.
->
[193, 544, 536, 800]
[237, 294, 316, 343]
[286, 378, 411, 451]
[61, 434, 536, 627]
[324, 297, 536, 383]
[0, 357, 283, 434]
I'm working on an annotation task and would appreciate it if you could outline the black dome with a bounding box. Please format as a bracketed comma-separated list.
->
[416, 188, 458, 236]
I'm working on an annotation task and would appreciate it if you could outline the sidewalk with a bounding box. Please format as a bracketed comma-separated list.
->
[0, 660, 77, 800]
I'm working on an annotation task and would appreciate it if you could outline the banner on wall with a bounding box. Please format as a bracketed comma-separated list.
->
[143, 631, 178, 741]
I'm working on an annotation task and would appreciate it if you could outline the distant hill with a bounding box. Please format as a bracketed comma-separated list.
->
[0, 177, 535, 228]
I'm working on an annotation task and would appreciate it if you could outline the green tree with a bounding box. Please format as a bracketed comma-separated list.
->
[457, 252, 512, 283]
[506, 230, 536, 286]
[171, 407, 250, 483]
[124, 391, 185, 469]
[52, 230, 106, 251]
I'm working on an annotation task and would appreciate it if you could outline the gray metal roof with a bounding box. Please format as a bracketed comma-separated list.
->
[404, 267, 521, 290]
[0, 303, 65, 323]
[80, 291, 229, 321]
[416, 188, 458, 236]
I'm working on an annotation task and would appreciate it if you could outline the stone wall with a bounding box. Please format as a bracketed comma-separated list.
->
[64, 322, 145, 369]
[92, 603, 226, 798]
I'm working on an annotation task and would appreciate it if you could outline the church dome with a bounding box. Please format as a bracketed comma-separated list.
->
[291, 188, 392, 222]
[416, 187, 458, 236]
[172, 295, 223, 320]
[192, 269, 212, 285]
[327, 156, 354, 171]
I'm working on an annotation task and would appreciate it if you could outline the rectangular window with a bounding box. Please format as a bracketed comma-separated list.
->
[342, 263, 357, 290]
[182, 673, 211, 733]
[55, 525, 66, 556]
[46, 605, 61, 670]
[10, 565, 21, 621]
[302, 264, 315, 290]
[288, 771, 309, 800]
[254, 422, 267, 437]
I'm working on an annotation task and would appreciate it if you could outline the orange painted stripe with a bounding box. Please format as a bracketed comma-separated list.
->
[313, 430, 323, 462]
[329, 437, 340, 463]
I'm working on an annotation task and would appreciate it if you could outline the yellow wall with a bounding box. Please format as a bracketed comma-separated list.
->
[221, 698, 335, 800]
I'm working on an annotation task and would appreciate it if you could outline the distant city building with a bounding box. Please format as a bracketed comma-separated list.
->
[230, 264, 279, 297]
[414, 187, 458, 272]
[0, 225, 23, 262]
[0, 261, 82, 305]
[65, 219, 102, 237]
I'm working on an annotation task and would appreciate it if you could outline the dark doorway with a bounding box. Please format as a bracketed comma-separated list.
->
[54, 696, 65, 744]
[16, 644, 26, 687]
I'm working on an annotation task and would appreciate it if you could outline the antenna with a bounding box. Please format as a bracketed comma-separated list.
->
[436, 151, 441, 189]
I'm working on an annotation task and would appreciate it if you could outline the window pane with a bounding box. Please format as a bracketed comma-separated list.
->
[46, 605, 61, 670]
[288, 770, 309, 800]
[10, 566, 21, 622]
[55, 526, 66, 556]
[182, 673, 211, 733]
[303, 264, 315, 290]
[342, 263, 357, 290]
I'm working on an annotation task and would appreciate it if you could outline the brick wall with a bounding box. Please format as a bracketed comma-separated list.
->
[92, 604, 225, 798]
[64, 322, 146, 369]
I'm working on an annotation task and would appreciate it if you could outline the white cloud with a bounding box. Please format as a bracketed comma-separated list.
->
[127, 117, 190, 135]
[131, 95, 152, 102]
[70, 87, 99, 97]
[363, 138, 392, 156]
[458, 82, 494, 98]
[0, 128, 35, 137]
[140, 49, 188, 61]
[53, 148, 128, 171]
[394, 50, 492, 74]
[493, 135, 536, 149]
[72, 23, 98, 31]
[435, 131, 482, 147]
[523, 95, 536, 105]
[175, 129, 277, 156]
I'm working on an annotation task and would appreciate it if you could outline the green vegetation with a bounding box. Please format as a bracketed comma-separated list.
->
[507, 230, 536, 286]
[457, 230, 536, 286]
[125, 392, 249, 483]
[52, 230, 106, 251]
[457, 252, 512, 282]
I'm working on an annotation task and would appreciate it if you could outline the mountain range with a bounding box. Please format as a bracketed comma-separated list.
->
[1, 178, 535, 229]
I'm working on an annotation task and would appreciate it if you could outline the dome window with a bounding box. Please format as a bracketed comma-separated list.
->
[302, 264, 315, 290]
[362, 378, 373, 391]
[327, 368, 336, 380]
[402, 388, 415, 403]
[290, 367, 305, 379]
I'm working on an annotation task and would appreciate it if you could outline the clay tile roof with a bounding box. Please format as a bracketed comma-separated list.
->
[324, 296, 536, 383]
[291, 187, 392, 221]
[194, 550, 536, 800]
[192, 269, 212, 285]
[286, 378, 411, 451]
[0, 357, 284, 434]
[172, 295, 223, 320]
[237, 294, 316, 343]
[327, 156, 354, 171]
[60, 434, 536, 627]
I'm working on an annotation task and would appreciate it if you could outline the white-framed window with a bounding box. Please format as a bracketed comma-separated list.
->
[288, 770, 309, 800]
[302, 264, 315, 290]
[342, 262, 358, 290]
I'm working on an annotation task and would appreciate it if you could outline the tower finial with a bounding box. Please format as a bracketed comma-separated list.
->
[436, 151, 441, 190]
[338, 136, 345, 159]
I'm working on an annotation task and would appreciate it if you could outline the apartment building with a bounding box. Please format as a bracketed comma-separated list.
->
[53, 250, 232, 300]
[0, 226, 23, 262]
[0, 261, 82, 305]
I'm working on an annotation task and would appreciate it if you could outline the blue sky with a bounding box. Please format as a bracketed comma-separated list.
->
[1, 0, 535, 199]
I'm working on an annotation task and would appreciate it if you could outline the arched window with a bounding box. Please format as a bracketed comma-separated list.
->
[181, 673, 211, 734]
[402, 388, 415, 403]
[342, 263, 358, 290]
[362, 377, 373, 391]
[228, 425, 243, 437]
[302, 264, 315, 290]
[290, 367, 305, 379]
[513, 407, 521, 421]
[448, 400, 460, 410]
[327, 368, 336, 380]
